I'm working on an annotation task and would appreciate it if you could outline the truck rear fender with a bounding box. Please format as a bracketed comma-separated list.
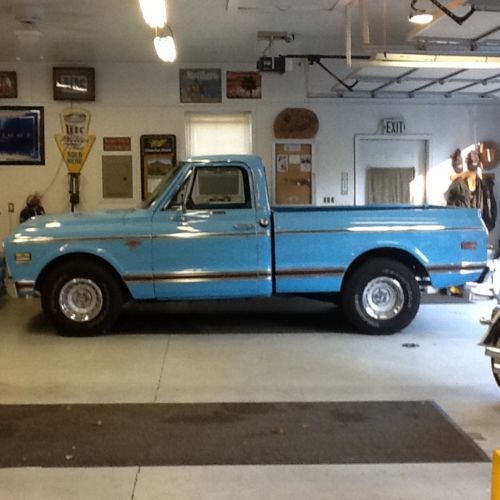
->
[340, 247, 429, 292]
[34, 252, 132, 301]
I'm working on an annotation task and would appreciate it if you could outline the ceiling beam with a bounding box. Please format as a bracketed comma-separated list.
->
[409, 69, 467, 97]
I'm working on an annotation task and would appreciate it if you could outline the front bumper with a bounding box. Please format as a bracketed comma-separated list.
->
[4, 278, 37, 298]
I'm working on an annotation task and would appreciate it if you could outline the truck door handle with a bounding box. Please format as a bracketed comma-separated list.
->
[233, 223, 255, 231]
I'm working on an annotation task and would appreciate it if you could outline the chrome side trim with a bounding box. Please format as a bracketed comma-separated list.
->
[12, 231, 269, 245]
[276, 268, 345, 278]
[275, 226, 483, 236]
[124, 270, 273, 285]
[12, 235, 151, 245]
[153, 231, 268, 240]
[427, 263, 487, 273]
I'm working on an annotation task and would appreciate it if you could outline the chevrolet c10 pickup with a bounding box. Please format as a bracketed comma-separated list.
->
[2, 154, 488, 336]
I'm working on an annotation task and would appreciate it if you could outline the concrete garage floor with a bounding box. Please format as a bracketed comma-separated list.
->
[0, 295, 499, 499]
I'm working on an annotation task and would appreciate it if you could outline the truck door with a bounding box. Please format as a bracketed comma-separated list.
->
[151, 163, 272, 299]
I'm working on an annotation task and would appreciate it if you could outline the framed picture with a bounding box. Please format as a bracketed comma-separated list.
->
[179, 68, 222, 103]
[0, 72, 17, 98]
[53, 67, 95, 101]
[140, 134, 177, 199]
[0, 106, 45, 165]
[227, 71, 262, 99]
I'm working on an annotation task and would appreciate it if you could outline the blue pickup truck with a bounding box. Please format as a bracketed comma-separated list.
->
[3, 155, 488, 336]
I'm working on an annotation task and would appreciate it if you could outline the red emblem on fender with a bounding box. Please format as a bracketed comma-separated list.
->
[125, 239, 141, 249]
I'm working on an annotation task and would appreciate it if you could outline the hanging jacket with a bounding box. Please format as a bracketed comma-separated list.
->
[446, 175, 497, 232]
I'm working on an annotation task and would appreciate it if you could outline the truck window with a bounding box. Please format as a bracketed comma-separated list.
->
[187, 166, 252, 209]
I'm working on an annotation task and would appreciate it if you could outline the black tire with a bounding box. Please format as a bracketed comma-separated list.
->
[40, 260, 123, 336]
[341, 258, 420, 334]
[493, 336, 500, 388]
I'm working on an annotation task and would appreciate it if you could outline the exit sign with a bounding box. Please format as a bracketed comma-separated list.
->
[382, 119, 406, 135]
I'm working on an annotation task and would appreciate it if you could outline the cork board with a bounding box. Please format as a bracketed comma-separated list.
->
[275, 143, 312, 205]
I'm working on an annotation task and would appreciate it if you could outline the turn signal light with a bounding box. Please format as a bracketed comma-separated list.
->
[461, 241, 477, 250]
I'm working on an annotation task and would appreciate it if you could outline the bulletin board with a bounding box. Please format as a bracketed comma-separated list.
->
[273, 142, 313, 205]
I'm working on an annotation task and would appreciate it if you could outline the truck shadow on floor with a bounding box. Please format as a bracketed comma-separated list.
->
[113, 297, 357, 336]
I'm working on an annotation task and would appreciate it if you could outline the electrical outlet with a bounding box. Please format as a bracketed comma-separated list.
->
[8, 202, 14, 213]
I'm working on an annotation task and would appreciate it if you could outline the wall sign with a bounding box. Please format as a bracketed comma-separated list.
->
[103, 137, 131, 151]
[382, 119, 406, 135]
[179, 69, 222, 103]
[140, 134, 176, 199]
[55, 107, 96, 173]
[0, 106, 45, 165]
[53, 67, 95, 101]
[0, 72, 17, 98]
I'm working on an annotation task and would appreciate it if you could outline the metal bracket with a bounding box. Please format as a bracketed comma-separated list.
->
[283, 55, 366, 92]
[428, 0, 476, 25]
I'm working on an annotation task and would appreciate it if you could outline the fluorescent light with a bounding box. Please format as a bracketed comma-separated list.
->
[139, 0, 167, 29]
[154, 35, 176, 62]
[371, 52, 500, 69]
[409, 12, 433, 24]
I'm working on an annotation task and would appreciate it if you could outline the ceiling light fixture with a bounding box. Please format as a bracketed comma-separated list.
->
[409, 0, 433, 24]
[154, 29, 176, 62]
[139, 0, 167, 29]
[371, 52, 500, 69]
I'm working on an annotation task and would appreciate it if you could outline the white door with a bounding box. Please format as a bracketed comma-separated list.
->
[355, 137, 429, 205]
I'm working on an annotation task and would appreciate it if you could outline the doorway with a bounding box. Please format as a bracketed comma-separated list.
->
[354, 136, 430, 206]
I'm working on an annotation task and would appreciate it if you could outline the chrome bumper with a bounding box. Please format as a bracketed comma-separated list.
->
[4, 278, 37, 298]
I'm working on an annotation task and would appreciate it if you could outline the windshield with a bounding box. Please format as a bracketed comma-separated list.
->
[140, 165, 182, 209]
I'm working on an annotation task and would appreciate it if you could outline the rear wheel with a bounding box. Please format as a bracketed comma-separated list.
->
[493, 337, 500, 387]
[40, 261, 123, 336]
[342, 258, 420, 334]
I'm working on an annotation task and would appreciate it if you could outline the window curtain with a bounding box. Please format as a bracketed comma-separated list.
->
[366, 167, 415, 204]
[186, 112, 252, 157]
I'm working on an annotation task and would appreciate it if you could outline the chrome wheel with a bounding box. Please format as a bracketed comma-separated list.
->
[59, 278, 103, 322]
[362, 277, 405, 321]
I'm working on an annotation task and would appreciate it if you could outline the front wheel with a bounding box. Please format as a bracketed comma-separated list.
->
[341, 258, 420, 334]
[40, 261, 123, 336]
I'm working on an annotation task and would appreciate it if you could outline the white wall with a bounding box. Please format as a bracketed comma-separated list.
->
[1, 60, 500, 246]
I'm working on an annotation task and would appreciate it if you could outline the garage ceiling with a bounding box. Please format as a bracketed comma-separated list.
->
[2, 0, 500, 99]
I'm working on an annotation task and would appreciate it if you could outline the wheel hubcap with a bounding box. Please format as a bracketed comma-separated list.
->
[59, 279, 103, 322]
[362, 277, 405, 320]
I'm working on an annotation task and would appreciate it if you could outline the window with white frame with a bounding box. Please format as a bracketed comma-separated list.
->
[185, 112, 252, 157]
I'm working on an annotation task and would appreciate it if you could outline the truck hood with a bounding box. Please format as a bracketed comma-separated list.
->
[6, 208, 142, 244]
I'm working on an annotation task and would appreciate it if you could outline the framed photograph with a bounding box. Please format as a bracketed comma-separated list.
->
[53, 67, 95, 101]
[227, 71, 261, 99]
[180, 68, 222, 103]
[0, 72, 17, 98]
[0, 106, 45, 165]
[140, 134, 177, 199]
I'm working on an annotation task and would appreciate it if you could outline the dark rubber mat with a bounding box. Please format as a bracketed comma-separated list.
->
[0, 401, 488, 467]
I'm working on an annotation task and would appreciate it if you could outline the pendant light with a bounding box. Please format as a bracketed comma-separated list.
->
[139, 0, 167, 29]
[154, 30, 177, 62]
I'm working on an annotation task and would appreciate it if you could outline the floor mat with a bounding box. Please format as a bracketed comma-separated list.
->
[0, 401, 489, 467]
